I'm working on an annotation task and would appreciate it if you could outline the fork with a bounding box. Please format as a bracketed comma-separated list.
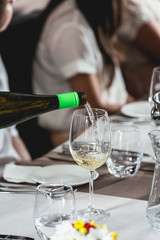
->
[0, 187, 36, 193]
[0, 182, 37, 193]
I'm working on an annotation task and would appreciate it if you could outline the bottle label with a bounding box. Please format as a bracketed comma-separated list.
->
[57, 92, 79, 109]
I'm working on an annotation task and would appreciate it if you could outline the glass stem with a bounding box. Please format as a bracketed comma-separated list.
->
[88, 170, 95, 211]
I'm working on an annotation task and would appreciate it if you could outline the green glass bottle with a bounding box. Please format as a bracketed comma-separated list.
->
[0, 91, 87, 128]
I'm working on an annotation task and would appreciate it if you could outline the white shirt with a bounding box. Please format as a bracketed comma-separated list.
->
[0, 56, 20, 160]
[32, 0, 128, 131]
[116, 0, 160, 68]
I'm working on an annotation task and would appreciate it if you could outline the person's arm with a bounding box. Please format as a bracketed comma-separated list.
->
[12, 135, 32, 161]
[134, 21, 160, 62]
[69, 73, 134, 115]
[50, 73, 135, 147]
[50, 73, 123, 147]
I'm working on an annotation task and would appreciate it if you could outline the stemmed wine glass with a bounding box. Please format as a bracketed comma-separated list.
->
[69, 107, 111, 221]
[148, 66, 160, 107]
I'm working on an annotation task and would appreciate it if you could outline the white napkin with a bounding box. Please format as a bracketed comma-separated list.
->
[3, 162, 42, 183]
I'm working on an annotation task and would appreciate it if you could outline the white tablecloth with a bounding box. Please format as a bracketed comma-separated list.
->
[0, 191, 159, 240]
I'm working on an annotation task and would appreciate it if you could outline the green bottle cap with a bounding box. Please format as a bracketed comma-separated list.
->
[57, 92, 79, 109]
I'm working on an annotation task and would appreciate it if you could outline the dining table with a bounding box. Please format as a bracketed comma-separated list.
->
[0, 110, 160, 240]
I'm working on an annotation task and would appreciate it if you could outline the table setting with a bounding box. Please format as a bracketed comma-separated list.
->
[0, 124, 157, 239]
[1, 190, 160, 240]
[1, 71, 160, 239]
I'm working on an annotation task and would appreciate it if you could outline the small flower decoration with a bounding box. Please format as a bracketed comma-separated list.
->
[52, 220, 118, 240]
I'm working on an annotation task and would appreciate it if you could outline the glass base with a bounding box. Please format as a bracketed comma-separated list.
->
[77, 207, 111, 222]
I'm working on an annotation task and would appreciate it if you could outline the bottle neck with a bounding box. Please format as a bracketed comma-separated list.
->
[57, 92, 86, 109]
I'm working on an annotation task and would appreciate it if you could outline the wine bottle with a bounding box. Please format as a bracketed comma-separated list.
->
[0, 91, 87, 128]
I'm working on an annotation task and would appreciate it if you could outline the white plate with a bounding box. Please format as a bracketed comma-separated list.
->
[31, 164, 99, 186]
[121, 101, 151, 118]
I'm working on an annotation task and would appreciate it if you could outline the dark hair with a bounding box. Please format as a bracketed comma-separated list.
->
[76, 0, 123, 83]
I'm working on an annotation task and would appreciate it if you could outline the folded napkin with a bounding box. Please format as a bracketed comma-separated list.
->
[3, 162, 41, 183]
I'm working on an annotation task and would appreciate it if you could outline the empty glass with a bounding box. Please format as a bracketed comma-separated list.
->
[148, 66, 160, 107]
[107, 124, 142, 178]
[33, 184, 77, 240]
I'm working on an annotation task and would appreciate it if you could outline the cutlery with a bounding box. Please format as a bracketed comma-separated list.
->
[0, 183, 77, 194]
[0, 188, 36, 193]
[110, 148, 152, 158]
[0, 234, 34, 239]
[0, 182, 36, 188]
[48, 151, 74, 161]
[110, 115, 154, 124]
[0, 182, 37, 193]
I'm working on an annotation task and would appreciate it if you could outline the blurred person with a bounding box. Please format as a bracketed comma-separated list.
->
[13, 0, 49, 17]
[32, 0, 135, 147]
[114, 0, 160, 99]
[0, 0, 31, 161]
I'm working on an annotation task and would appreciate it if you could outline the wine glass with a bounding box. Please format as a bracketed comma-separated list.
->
[69, 107, 111, 221]
[148, 66, 160, 107]
[107, 124, 142, 178]
[33, 183, 77, 240]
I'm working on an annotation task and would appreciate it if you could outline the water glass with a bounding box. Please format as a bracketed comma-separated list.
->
[148, 66, 160, 107]
[107, 124, 142, 178]
[33, 183, 77, 240]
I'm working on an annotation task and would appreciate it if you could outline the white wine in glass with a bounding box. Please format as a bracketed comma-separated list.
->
[69, 106, 111, 221]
